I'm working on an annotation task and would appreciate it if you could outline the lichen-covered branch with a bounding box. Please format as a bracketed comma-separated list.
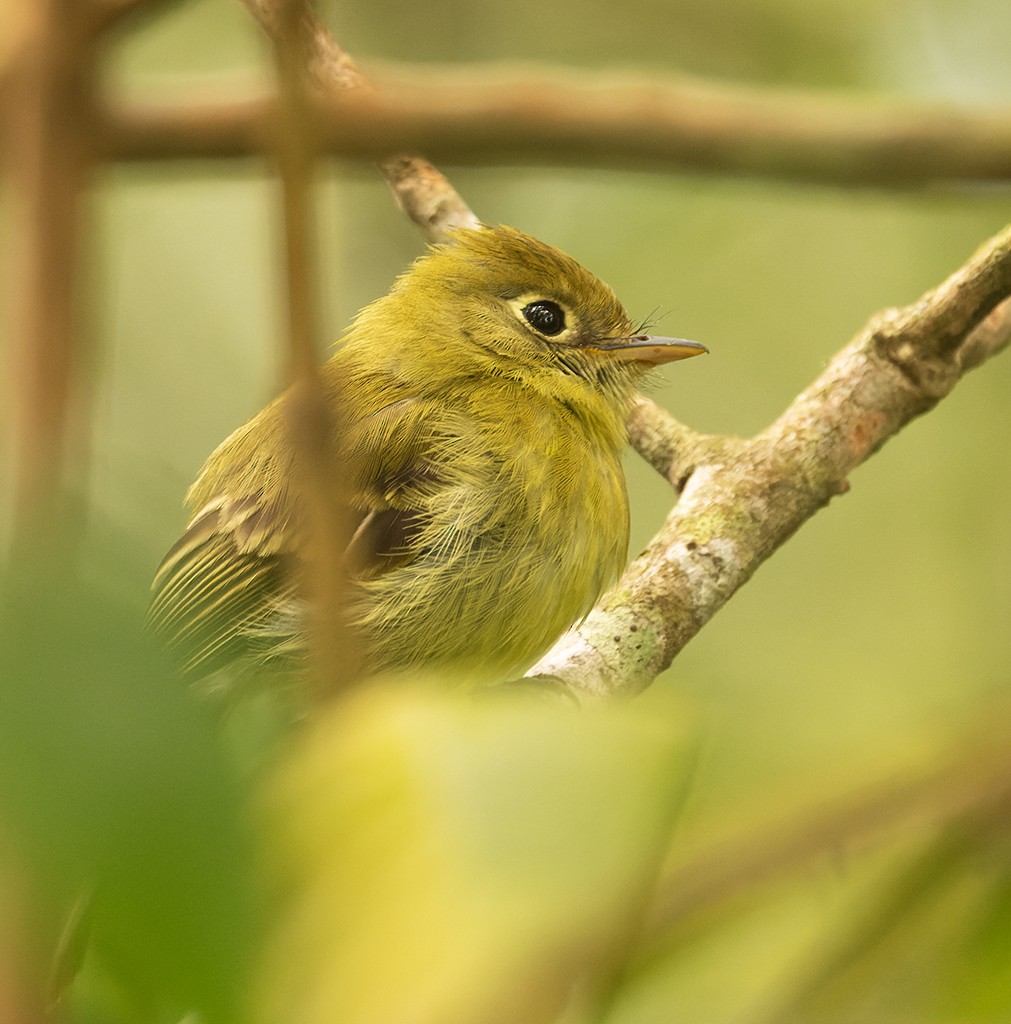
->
[219, 0, 1011, 700]
[529, 227, 1011, 698]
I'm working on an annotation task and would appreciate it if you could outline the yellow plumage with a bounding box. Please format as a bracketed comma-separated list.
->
[149, 226, 705, 683]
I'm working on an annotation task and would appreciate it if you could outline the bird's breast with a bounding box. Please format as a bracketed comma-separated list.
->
[355, 396, 630, 679]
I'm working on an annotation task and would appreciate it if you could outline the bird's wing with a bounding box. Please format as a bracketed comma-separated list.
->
[149, 392, 444, 678]
[148, 493, 298, 676]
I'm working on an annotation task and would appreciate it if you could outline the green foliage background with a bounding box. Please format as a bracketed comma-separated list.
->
[3, 0, 1011, 1020]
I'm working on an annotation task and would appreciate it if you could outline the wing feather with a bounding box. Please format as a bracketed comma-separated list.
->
[149, 387, 445, 677]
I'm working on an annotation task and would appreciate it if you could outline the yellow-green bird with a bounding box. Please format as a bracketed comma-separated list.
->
[150, 225, 705, 684]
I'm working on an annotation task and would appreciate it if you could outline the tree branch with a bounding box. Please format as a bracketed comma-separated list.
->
[3, 0, 98, 538]
[218, 1, 1011, 702]
[239, 0, 479, 241]
[266, 0, 361, 696]
[96, 66, 1011, 188]
[90, 0, 177, 34]
[529, 227, 1011, 698]
[239, 0, 364, 90]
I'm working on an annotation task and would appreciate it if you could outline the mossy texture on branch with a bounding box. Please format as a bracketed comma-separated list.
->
[531, 229, 1011, 697]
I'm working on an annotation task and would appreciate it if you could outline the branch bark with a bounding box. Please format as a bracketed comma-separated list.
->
[95, 66, 1011, 188]
[530, 230, 1011, 697]
[221, 0, 1011, 699]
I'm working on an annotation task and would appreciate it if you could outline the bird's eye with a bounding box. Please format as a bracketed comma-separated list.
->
[521, 300, 567, 337]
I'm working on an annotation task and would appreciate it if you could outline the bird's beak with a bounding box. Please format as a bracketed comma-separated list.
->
[588, 335, 709, 365]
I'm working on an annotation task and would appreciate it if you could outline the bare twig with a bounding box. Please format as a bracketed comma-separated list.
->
[240, 0, 364, 90]
[625, 397, 716, 490]
[377, 153, 481, 243]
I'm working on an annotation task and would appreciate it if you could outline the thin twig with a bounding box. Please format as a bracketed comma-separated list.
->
[240, 0, 364, 90]
[625, 396, 715, 490]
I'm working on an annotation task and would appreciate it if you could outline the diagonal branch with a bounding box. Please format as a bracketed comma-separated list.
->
[224, 0, 1011, 701]
[530, 228, 1011, 698]
[639, 712, 1011, 949]
[239, 0, 364, 90]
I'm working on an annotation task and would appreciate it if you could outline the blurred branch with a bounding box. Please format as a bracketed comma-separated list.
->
[268, 0, 360, 695]
[3, 0, 98, 539]
[335, 63, 1011, 187]
[531, 228, 1011, 697]
[644, 718, 1011, 947]
[760, 821, 994, 1022]
[97, 66, 1011, 187]
[90, 0, 177, 33]
[240, 0, 364, 90]
[240, 0, 479, 241]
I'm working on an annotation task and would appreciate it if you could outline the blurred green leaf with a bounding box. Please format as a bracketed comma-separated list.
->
[946, 852, 1011, 1020]
[260, 681, 691, 1024]
[0, 540, 259, 1023]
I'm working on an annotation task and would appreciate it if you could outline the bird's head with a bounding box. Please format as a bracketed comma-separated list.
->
[351, 224, 706, 401]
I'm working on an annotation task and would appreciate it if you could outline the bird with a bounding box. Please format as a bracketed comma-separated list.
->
[149, 225, 706, 687]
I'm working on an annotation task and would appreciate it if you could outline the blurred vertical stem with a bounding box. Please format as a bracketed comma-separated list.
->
[239, 0, 480, 241]
[4, 0, 97, 546]
[271, 0, 359, 697]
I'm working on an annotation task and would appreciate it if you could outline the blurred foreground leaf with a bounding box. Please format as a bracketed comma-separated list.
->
[761, 814, 1011, 1024]
[0, 543, 258, 1023]
[604, 709, 1011, 1024]
[261, 681, 691, 1024]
